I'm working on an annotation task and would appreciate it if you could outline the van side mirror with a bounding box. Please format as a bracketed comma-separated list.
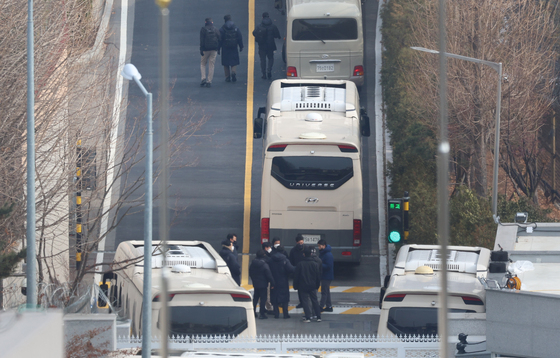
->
[360, 109, 370, 137]
[254, 107, 266, 139]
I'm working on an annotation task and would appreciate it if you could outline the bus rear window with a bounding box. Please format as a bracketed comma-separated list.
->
[271, 156, 353, 190]
[387, 307, 476, 336]
[163, 306, 248, 337]
[292, 18, 358, 41]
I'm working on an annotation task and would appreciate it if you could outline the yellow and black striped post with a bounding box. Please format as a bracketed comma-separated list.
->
[76, 140, 82, 270]
[403, 191, 410, 240]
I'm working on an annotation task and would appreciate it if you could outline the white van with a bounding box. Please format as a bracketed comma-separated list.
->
[254, 79, 370, 264]
[377, 244, 491, 337]
[101, 240, 256, 338]
[284, 0, 364, 86]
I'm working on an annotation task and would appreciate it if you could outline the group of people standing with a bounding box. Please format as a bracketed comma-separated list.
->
[199, 12, 281, 87]
[249, 235, 334, 323]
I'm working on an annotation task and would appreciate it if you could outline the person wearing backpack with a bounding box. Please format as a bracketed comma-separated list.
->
[199, 17, 221, 88]
[219, 15, 244, 83]
[252, 12, 281, 80]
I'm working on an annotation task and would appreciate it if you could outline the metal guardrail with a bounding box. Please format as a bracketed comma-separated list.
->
[117, 334, 441, 358]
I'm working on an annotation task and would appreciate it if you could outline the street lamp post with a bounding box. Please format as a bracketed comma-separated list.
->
[121, 63, 153, 358]
[410, 47, 503, 221]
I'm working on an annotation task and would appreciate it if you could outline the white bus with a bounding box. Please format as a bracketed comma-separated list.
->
[101, 240, 256, 338]
[254, 79, 370, 264]
[284, 0, 364, 86]
[377, 244, 492, 337]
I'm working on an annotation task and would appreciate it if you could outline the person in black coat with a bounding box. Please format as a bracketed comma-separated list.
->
[268, 247, 294, 318]
[219, 15, 243, 83]
[293, 246, 322, 322]
[249, 250, 275, 319]
[219, 240, 241, 285]
[226, 233, 239, 257]
[252, 12, 281, 79]
[271, 237, 289, 258]
[289, 234, 306, 308]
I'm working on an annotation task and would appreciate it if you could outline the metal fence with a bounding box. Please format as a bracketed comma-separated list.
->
[117, 334, 441, 358]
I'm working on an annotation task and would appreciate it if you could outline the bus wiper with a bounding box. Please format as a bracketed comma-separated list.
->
[305, 26, 326, 44]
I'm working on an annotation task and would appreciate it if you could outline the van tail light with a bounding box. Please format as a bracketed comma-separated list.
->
[287, 66, 298, 77]
[231, 293, 252, 302]
[353, 65, 364, 77]
[461, 296, 484, 305]
[353, 219, 361, 246]
[153, 294, 175, 302]
[384, 294, 406, 302]
[261, 218, 270, 244]
[267, 144, 287, 152]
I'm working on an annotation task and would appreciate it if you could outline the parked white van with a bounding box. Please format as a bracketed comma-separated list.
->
[254, 79, 370, 264]
[377, 244, 491, 337]
[284, 0, 364, 86]
[101, 240, 256, 338]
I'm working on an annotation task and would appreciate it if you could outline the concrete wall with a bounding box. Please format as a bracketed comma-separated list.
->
[64, 313, 118, 353]
[0, 310, 64, 358]
[486, 289, 560, 358]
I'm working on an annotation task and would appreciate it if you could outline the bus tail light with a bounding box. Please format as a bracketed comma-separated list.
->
[231, 293, 252, 302]
[353, 219, 361, 246]
[384, 294, 406, 302]
[338, 145, 358, 153]
[287, 66, 298, 77]
[461, 296, 484, 305]
[153, 294, 175, 302]
[261, 218, 270, 244]
[267, 144, 287, 152]
[353, 65, 364, 77]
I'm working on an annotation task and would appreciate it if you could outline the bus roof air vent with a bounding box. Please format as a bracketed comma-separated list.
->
[305, 113, 323, 122]
[299, 132, 327, 140]
[280, 86, 346, 112]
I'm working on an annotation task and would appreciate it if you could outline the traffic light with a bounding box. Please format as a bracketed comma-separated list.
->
[388, 199, 404, 243]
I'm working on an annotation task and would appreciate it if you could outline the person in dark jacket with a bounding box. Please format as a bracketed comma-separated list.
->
[318, 239, 334, 312]
[200, 17, 221, 87]
[249, 250, 275, 319]
[289, 234, 306, 308]
[219, 15, 243, 83]
[293, 246, 322, 322]
[268, 247, 295, 318]
[271, 237, 289, 258]
[261, 241, 273, 312]
[252, 12, 281, 79]
[226, 233, 239, 258]
[219, 240, 241, 285]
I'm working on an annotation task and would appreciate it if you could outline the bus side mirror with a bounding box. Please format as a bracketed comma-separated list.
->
[360, 109, 370, 137]
[254, 107, 266, 139]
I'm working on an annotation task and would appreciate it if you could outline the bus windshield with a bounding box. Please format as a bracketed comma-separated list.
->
[163, 306, 248, 336]
[271, 156, 353, 190]
[292, 18, 358, 41]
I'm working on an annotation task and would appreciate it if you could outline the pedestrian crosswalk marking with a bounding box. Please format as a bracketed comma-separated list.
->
[339, 307, 371, 315]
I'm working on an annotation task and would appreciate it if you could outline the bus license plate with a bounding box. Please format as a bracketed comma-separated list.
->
[316, 64, 334, 72]
[302, 234, 320, 244]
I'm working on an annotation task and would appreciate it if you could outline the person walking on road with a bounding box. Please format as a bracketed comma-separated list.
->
[227, 233, 239, 257]
[219, 15, 243, 83]
[219, 240, 241, 285]
[261, 241, 274, 313]
[318, 239, 334, 312]
[293, 246, 322, 323]
[268, 245, 295, 318]
[252, 12, 281, 80]
[249, 250, 275, 319]
[272, 237, 289, 258]
[200, 17, 221, 87]
[289, 234, 306, 308]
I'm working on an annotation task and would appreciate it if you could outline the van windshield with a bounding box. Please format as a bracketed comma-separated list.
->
[163, 306, 248, 336]
[271, 156, 353, 190]
[387, 307, 476, 336]
[292, 18, 358, 41]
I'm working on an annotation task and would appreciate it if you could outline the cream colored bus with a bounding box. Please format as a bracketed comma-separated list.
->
[377, 245, 491, 337]
[284, 0, 364, 86]
[254, 79, 370, 264]
[101, 240, 256, 338]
